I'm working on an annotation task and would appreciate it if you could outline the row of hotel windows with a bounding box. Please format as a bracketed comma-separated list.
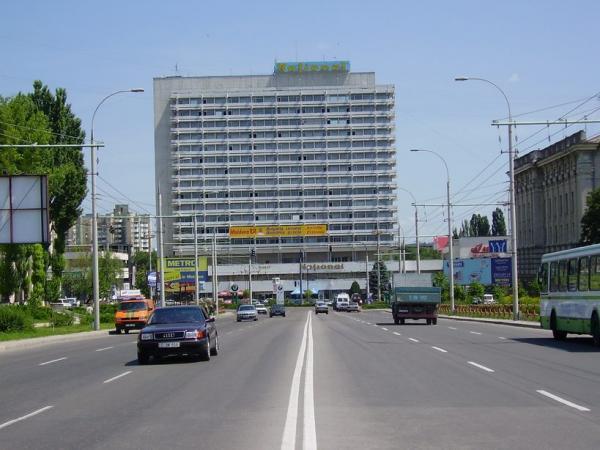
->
[175, 175, 394, 187]
[175, 152, 390, 164]
[176, 222, 393, 235]
[176, 164, 392, 176]
[174, 123, 392, 137]
[173, 117, 392, 127]
[177, 199, 394, 209]
[174, 142, 394, 153]
[173, 105, 392, 117]
[174, 134, 394, 147]
[174, 210, 394, 223]
[177, 187, 393, 197]
[173, 93, 393, 105]
[540, 256, 600, 292]
[175, 235, 394, 248]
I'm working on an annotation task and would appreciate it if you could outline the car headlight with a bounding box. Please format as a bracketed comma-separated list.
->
[185, 331, 196, 339]
[140, 333, 153, 340]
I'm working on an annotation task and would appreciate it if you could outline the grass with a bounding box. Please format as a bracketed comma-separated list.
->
[0, 323, 113, 342]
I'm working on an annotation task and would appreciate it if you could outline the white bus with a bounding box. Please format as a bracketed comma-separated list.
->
[539, 244, 600, 345]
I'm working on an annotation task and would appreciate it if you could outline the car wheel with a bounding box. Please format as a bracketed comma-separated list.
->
[394, 317, 399, 325]
[432, 318, 437, 325]
[427, 319, 431, 325]
[199, 338, 211, 361]
[138, 352, 150, 365]
[283, 314, 286, 317]
[550, 310, 567, 340]
[210, 334, 219, 356]
[254, 317, 258, 321]
[237, 318, 241, 322]
[124, 329, 130, 334]
[326, 312, 328, 314]
[115, 328, 122, 334]
[591, 311, 600, 347]
[400, 318, 405, 325]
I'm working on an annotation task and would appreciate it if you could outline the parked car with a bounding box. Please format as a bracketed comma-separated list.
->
[255, 303, 268, 315]
[483, 294, 496, 304]
[137, 305, 218, 364]
[54, 298, 74, 309]
[315, 302, 329, 314]
[237, 304, 258, 322]
[472, 297, 483, 305]
[346, 302, 360, 312]
[270, 304, 286, 317]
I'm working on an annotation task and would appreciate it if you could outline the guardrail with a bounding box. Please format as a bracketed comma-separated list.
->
[438, 304, 539, 322]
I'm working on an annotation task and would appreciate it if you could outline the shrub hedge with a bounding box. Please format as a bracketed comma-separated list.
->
[0, 306, 34, 332]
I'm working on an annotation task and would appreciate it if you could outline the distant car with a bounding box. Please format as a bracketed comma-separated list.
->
[270, 304, 286, 317]
[326, 300, 333, 307]
[137, 305, 218, 364]
[346, 302, 360, 312]
[483, 294, 496, 305]
[351, 293, 362, 304]
[55, 298, 74, 309]
[237, 304, 258, 322]
[336, 300, 349, 311]
[255, 303, 268, 315]
[472, 297, 483, 305]
[315, 302, 328, 314]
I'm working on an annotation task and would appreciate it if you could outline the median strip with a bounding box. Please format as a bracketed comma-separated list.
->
[103, 371, 132, 384]
[39, 357, 67, 366]
[467, 361, 495, 373]
[536, 390, 590, 412]
[0, 406, 54, 430]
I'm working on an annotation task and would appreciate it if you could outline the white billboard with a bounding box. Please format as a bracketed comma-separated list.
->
[0, 176, 49, 244]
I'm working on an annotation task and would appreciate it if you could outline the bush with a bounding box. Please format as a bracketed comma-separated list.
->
[78, 313, 93, 326]
[51, 312, 73, 327]
[27, 305, 53, 321]
[0, 306, 34, 332]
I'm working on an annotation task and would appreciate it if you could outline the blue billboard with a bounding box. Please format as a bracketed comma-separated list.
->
[444, 258, 492, 285]
[491, 257, 512, 286]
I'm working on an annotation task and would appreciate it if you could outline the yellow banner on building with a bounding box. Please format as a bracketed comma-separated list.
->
[229, 224, 327, 238]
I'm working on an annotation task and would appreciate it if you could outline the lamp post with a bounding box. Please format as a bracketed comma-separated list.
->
[398, 187, 420, 274]
[410, 149, 455, 312]
[91, 88, 143, 330]
[362, 243, 370, 303]
[454, 76, 519, 320]
[397, 223, 405, 274]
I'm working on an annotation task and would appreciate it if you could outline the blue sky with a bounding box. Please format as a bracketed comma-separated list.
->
[2, 0, 599, 242]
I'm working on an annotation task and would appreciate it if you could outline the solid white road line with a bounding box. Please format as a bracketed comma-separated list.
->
[467, 361, 495, 373]
[536, 390, 590, 412]
[365, 322, 371, 325]
[448, 326, 457, 330]
[498, 337, 507, 340]
[39, 357, 67, 366]
[281, 313, 310, 450]
[0, 406, 54, 430]
[303, 313, 317, 450]
[432, 346, 448, 353]
[381, 327, 389, 331]
[103, 371, 132, 384]
[393, 332, 402, 336]
[95, 346, 114, 352]
[408, 338, 419, 343]
[469, 331, 482, 335]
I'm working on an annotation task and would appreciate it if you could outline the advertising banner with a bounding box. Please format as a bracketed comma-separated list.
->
[491, 257, 512, 286]
[158, 257, 209, 293]
[444, 258, 492, 285]
[229, 224, 327, 238]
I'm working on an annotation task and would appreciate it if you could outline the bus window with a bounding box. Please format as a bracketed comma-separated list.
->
[590, 256, 600, 291]
[538, 263, 549, 293]
[549, 261, 559, 292]
[558, 260, 568, 291]
[578, 257, 589, 291]
[567, 258, 578, 291]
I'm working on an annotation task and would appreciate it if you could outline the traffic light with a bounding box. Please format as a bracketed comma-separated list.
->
[251, 248, 256, 257]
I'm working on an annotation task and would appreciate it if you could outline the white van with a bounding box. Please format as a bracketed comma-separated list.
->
[334, 293, 350, 311]
[483, 294, 496, 305]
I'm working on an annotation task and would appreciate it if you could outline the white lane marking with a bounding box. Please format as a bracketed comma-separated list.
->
[95, 346, 114, 352]
[365, 322, 371, 325]
[432, 346, 448, 353]
[469, 331, 482, 335]
[408, 338, 419, 343]
[467, 361, 495, 373]
[281, 313, 310, 450]
[103, 371, 132, 384]
[372, 324, 378, 327]
[536, 390, 590, 412]
[303, 313, 317, 450]
[393, 332, 402, 336]
[0, 406, 54, 430]
[39, 357, 67, 366]
[448, 326, 457, 330]
[381, 327, 389, 331]
[498, 336, 507, 340]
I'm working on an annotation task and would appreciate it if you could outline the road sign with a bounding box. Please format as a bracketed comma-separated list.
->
[231, 284, 239, 292]
[276, 285, 284, 305]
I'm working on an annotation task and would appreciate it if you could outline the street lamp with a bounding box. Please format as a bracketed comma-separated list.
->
[91, 88, 144, 331]
[410, 149, 455, 312]
[398, 187, 420, 274]
[454, 76, 519, 320]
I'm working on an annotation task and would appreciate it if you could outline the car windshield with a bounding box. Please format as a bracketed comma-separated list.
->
[239, 305, 255, 311]
[118, 302, 147, 311]
[147, 307, 205, 324]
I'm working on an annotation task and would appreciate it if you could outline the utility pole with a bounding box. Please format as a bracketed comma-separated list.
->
[148, 219, 153, 300]
[193, 215, 199, 305]
[157, 190, 165, 308]
[365, 246, 370, 302]
[212, 230, 218, 315]
[248, 248, 254, 303]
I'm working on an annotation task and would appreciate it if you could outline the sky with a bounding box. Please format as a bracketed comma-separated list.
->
[2, 0, 599, 243]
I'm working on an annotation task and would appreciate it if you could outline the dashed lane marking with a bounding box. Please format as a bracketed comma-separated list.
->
[467, 361, 495, 373]
[0, 406, 54, 430]
[103, 371, 132, 384]
[39, 357, 67, 366]
[408, 338, 419, 343]
[432, 346, 448, 353]
[536, 390, 590, 412]
[95, 346, 114, 352]
[393, 332, 401, 336]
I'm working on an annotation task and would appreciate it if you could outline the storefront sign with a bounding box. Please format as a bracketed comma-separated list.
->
[275, 61, 350, 73]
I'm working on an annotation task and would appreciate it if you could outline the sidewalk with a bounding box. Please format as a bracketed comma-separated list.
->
[0, 329, 111, 353]
[438, 314, 540, 329]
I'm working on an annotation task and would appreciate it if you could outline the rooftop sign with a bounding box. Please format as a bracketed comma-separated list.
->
[229, 224, 327, 238]
[275, 61, 350, 74]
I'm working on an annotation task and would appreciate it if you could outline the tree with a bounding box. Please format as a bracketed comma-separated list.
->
[467, 281, 485, 300]
[459, 219, 471, 238]
[432, 272, 449, 303]
[580, 188, 600, 244]
[469, 214, 491, 237]
[131, 251, 157, 298]
[303, 289, 314, 301]
[369, 261, 390, 301]
[349, 281, 361, 295]
[492, 208, 507, 236]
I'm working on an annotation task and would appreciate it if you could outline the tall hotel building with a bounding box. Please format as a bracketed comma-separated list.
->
[153, 61, 398, 295]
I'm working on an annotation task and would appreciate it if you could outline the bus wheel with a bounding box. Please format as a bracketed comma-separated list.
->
[551, 311, 567, 341]
[591, 312, 600, 347]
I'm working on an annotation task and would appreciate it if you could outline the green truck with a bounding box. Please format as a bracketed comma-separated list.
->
[391, 287, 441, 325]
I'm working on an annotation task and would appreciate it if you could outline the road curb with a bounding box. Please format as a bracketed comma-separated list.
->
[438, 314, 540, 329]
[0, 329, 111, 353]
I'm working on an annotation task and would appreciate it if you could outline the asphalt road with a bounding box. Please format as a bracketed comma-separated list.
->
[1, 308, 599, 449]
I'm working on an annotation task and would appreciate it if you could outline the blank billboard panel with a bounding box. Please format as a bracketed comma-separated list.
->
[0, 176, 49, 244]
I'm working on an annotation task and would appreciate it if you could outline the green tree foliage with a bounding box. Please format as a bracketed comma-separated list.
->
[369, 260, 390, 300]
[467, 281, 485, 300]
[491, 208, 507, 236]
[432, 271, 449, 303]
[469, 214, 491, 237]
[349, 281, 361, 295]
[404, 245, 441, 260]
[303, 289, 314, 300]
[580, 188, 600, 244]
[131, 251, 157, 298]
